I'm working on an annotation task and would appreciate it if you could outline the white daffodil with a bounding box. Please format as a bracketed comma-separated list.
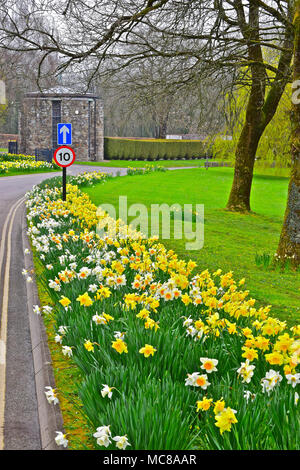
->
[92, 314, 107, 325]
[200, 357, 218, 373]
[196, 330, 205, 341]
[78, 267, 91, 279]
[114, 331, 125, 341]
[237, 359, 255, 384]
[243, 390, 256, 403]
[95, 433, 111, 447]
[112, 435, 131, 450]
[186, 326, 197, 338]
[48, 280, 61, 292]
[185, 372, 199, 386]
[93, 425, 112, 447]
[101, 384, 114, 399]
[183, 316, 193, 328]
[59, 255, 67, 265]
[286, 373, 300, 388]
[55, 334, 62, 344]
[45, 386, 59, 405]
[185, 372, 210, 389]
[261, 369, 282, 394]
[94, 425, 111, 437]
[115, 275, 126, 287]
[24, 248, 30, 255]
[58, 325, 68, 335]
[33, 305, 41, 315]
[42, 306, 53, 315]
[62, 346, 73, 357]
[88, 284, 98, 293]
[55, 431, 68, 447]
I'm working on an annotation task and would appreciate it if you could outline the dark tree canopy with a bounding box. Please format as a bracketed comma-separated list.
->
[0, 1, 294, 87]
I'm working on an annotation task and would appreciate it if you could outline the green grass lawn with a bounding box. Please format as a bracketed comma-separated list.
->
[76, 159, 211, 168]
[75, 160, 291, 177]
[83, 166, 300, 326]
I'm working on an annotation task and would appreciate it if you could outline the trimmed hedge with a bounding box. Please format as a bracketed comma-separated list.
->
[104, 137, 209, 161]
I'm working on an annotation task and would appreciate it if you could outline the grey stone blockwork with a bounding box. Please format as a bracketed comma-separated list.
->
[19, 89, 104, 161]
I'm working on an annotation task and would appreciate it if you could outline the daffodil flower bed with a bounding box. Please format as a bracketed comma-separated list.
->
[68, 171, 113, 186]
[127, 164, 167, 175]
[0, 152, 35, 162]
[0, 160, 55, 174]
[0, 152, 56, 175]
[25, 179, 300, 450]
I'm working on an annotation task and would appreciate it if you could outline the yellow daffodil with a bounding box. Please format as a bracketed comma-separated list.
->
[84, 340, 97, 352]
[144, 317, 160, 332]
[242, 327, 253, 337]
[215, 407, 238, 435]
[213, 399, 225, 415]
[242, 347, 258, 361]
[196, 397, 213, 412]
[76, 292, 93, 307]
[274, 333, 293, 353]
[139, 344, 157, 358]
[265, 351, 284, 366]
[103, 313, 114, 322]
[136, 308, 150, 320]
[112, 339, 128, 354]
[181, 293, 192, 306]
[59, 296, 71, 308]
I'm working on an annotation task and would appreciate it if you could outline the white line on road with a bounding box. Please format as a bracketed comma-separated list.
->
[0, 197, 25, 450]
[0, 340, 5, 365]
[0, 199, 23, 285]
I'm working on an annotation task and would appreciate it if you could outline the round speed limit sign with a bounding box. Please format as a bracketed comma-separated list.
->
[54, 146, 76, 167]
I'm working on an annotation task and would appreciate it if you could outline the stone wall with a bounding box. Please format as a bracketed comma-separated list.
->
[19, 93, 104, 161]
[90, 98, 104, 161]
[19, 98, 52, 155]
[0, 133, 19, 148]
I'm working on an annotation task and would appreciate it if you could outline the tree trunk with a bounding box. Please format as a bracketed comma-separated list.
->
[226, 2, 293, 213]
[277, 2, 300, 267]
[158, 119, 168, 139]
[226, 104, 264, 212]
[226, 2, 266, 212]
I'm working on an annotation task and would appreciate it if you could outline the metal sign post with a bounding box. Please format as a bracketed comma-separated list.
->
[62, 167, 67, 201]
[53, 145, 76, 201]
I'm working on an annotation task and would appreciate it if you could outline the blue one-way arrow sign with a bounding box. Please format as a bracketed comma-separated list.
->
[57, 123, 72, 145]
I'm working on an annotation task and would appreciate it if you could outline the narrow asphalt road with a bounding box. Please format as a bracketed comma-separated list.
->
[0, 164, 126, 450]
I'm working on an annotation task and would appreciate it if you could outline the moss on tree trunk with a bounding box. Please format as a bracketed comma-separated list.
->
[226, 108, 263, 213]
[226, 3, 293, 213]
[277, 2, 300, 266]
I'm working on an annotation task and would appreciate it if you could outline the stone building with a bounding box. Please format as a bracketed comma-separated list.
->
[19, 86, 104, 161]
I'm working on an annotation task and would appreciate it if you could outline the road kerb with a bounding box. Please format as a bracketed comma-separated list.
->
[22, 206, 65, 450]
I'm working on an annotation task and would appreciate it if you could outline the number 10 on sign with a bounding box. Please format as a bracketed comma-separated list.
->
[53, 146, 76, 201]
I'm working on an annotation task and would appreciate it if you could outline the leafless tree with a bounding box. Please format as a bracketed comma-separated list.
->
[0, 2, 60, 133]
[99, 54, 231, 138]
[0, 0, 295, 211]
[0, 46, 59, 133]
